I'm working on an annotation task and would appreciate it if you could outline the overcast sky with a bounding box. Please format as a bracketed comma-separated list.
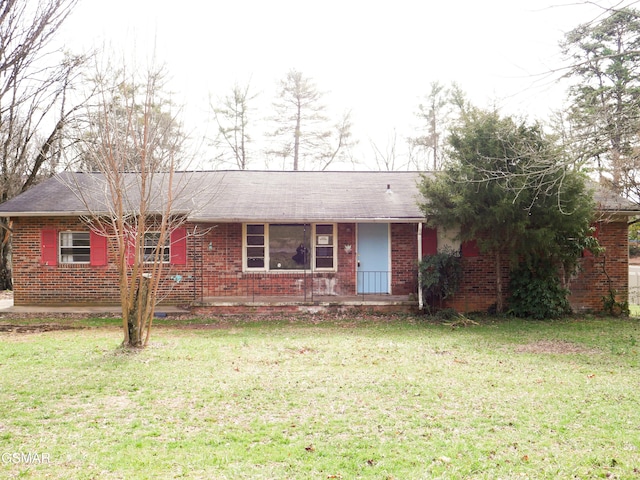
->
[57, 0, 639, 169]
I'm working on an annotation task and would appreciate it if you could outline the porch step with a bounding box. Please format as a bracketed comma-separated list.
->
[191, 295, 418, 315]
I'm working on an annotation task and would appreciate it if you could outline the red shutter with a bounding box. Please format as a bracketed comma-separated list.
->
[90, 230, 108, 266]
[422, 226, 438, 256]
[170, 228, 187, 265]
[461, 239, 480, 257]
[126, 230, 136, 266]
[41, 229, 58, 266]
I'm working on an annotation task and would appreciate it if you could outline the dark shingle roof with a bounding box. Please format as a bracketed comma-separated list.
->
[0, 171, 427, 222]
[0, 170, 637, 221]
[197, 171, 425, 222]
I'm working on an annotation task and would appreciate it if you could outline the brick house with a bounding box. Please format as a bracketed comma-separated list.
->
[0, 170, 636, 314]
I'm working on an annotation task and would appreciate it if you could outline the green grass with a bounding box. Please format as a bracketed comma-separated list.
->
[1, 315, 639, 479]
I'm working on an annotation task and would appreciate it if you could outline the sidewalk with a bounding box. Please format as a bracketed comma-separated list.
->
[0, 291, 188, 315]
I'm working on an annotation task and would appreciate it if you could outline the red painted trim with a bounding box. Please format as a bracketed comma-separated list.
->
[126, 230, 136, 266]
[90, 230, 108, 266]
[171, 228, 187, 265]
[41, 229, 58, 266]
[422, 226, 438, 255]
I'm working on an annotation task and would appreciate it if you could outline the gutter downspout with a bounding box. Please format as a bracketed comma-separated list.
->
[417, 222, 423, 311]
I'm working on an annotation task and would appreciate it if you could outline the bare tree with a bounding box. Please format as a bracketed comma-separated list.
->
[209, 81, 257, 170]
[67, 60, 196, 347]
[267, 69, 354, 170]
[409, 81, 477, 172]
[0, 0, 85, 290]
[370, 129, 408, 171]
[72, 67, 186, 173]
[319, 110, 355, 171]
[410, 82, 449, 171]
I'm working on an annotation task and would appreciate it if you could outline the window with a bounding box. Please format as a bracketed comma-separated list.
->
[126, 228, 187, 266]
[59, 232, 90, 263]
[143, 232, 170, 263]
[43, 228, 185, 267]
[315, 224, 334, 269]
[269, 224, 310, 270]
[246, 224, 265, 268]
[244, 223, 336, 271]
[42, 230, 107, 266]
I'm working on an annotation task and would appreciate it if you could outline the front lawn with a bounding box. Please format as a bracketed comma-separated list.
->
[1, 315, 639, 479]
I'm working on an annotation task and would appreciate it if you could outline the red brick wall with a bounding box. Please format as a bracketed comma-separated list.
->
[567, 220, 629, 312]
[10, 217, 630, 312]
[336, 223, 357, 294]
[193, 222, 416, 299]
[11, 220, 366, 305]
[391, 223, 419, 295]
[195, 222, 358, 298]
[195, 223, 368, 299]
[445, 253, 511, 313]
[442, 219, 629, 313]
[11, 217, 194, 306]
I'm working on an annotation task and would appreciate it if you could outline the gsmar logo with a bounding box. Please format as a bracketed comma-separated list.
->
[2, 452, 51, 464]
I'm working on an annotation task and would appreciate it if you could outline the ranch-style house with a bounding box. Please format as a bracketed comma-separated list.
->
[0, 170, 636, 315]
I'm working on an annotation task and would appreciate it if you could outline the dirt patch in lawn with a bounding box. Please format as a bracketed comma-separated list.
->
[0, 323, 83, 334]
[515, 340, 601, 355]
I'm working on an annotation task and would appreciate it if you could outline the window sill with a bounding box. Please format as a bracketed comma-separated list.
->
[243, 269, 336, 274]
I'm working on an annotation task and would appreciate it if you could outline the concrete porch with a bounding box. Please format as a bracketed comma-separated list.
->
[190, 295, 419, 315]
[0, 291, 419, 317]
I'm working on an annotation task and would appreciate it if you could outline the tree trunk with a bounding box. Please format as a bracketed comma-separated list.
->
[293, 103, 301, 171]
[126, 310, 140, 347]
[126, 275, 151, 347]
[0, 262, 12, 291]
[0, 219, 13, 291]
[495, 250, 503, 313]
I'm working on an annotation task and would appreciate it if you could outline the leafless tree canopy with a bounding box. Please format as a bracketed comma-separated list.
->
[210, 82, 257, 170]
[266, 69, 354, 171]
[71, 63, 186, 173]
[0, 0, 83, 195]
[67, 60, 201, 347]
[0, 0, 85, 290]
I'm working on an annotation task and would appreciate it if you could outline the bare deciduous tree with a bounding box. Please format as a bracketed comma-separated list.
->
[67, 60, 197, 347]
[0, 0, 85, 290]
[209, 81, 257, 170]
[320, 110, 355, 171]
[267, 69, 354, 171]
[411, 82, 449, 171]
[370, 129, 407, 171]
[73, 66, 186, 173]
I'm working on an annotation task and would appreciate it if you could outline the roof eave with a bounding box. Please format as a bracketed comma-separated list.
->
[602, 209, 640, 216]
[0, 211, 94, 217]
[187, 216, 426, 223]
[0, 209, 193, 218]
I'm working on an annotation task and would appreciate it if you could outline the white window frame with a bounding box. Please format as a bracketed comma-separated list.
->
[143, 232, 170, 264]
[59, 231, 90, 264]
[243, 223, 337, 272]
[313, 223, 336, 271]
[244, 224, 266, 270]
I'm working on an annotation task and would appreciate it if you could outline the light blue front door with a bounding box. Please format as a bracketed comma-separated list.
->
[357, 223, 390, 294]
